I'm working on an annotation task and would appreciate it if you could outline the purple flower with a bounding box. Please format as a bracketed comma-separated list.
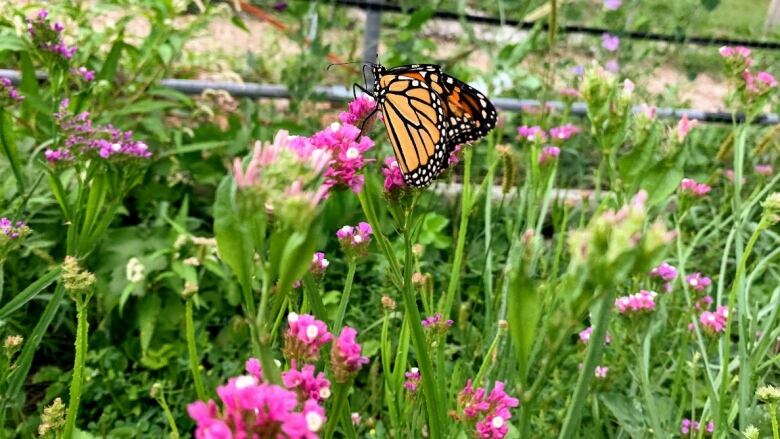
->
[330, 327, 369, 383]
[71, 66, 95, 82]
[650, 262, 677, 292]
[404, 367, 421, 394]
[273, 1, 288, 11]
[382, 156, 406, 193]
[336, 222, 373, 256]
[602, 33, 620, 52]
[604, 0, 621, 10]
[282, 313, 332, 362]
[605, 59, 620, 73]
[571, 65, 584, 76]
[309, 252, 329, 279]
[686, 272, 711, 292]
[422, 313, 453, 335]
[0, 77, 24, 104]
[457, 380, 519, 439]
[0, 218, 30, 241]
[27, 11, 77, 61]
[517, 125, 547, 142]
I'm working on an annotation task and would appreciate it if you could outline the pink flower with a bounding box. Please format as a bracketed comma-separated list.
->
[615, 290, 657, 314]
[594, 366, 609, 379]
[517, 125, 547, 142]
[245, 358, 262, 379]
[676, 114, 699, 142]
[680, 418, 714, 436]
[457, 380, 519, 439]
[449, 144, 463, 166]
[310, 252, 329, 279]
[755, 164, 774, 176]
[679, 178, 711, 197]
[282, 313, 332, 362]
[719, 46, 752, 60]
[650, 262, 678, 282]
[309, 122, 374, 192]
[559, 87, 581, 99]
[695, 295, 714, 310]
[538, 146, 561, 165]
[700, 306, 728, 334]
[382, 156, 406, 193]
[422, 313, 454, 335]
[0, 78, 24, 104]
[338, 95, 378, 129]
[404, 367, 421, 393]
[71, 66, 95, 82]
[604, 0, 621, 9]
[336, 222, 373, 256]
[724, 168, 746, 184]
[756, 71, 777, 88]
[578, 326, 611, 345]
[331, 327, 369, 383]
[602, 33, 620, 52]
[282, 361, 332, 402]
[686, 272, 711, 292]
[549, 124, 581, 141]
[605, 59, 620, 73]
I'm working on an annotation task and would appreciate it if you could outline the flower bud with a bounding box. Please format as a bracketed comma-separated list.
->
[62, 256, 96, 296]
[381, 295, 396, 311]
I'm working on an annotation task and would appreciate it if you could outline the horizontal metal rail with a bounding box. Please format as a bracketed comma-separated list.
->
[1, 69, 777, 124]
[334, 0, 780, 50]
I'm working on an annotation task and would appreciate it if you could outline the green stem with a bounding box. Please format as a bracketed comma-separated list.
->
[333, 260, 357, 330]
[154, 387, 180, 439]
[357, 191, 403, 289]
[474, 327, 502, 385]
[403, 221, 444, 439]
[720, 217, 765, 430]
[256, 267, 281, 384]
[63, 297, 89, 439]
[185, 299, 207, 401]
[442, 148, 472, 319]
[324, 383, 350, 439]
[558, 288, 615, 439]
[770, 402, 779, 439]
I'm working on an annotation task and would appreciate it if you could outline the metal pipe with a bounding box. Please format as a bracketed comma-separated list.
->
[1, 69, 777, 124]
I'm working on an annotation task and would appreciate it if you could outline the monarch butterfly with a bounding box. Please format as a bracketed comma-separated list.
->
[364, 64, 497, 188]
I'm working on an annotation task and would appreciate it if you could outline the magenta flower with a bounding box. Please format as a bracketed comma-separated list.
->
[571, 65, 585, 76]
[422, 313, 454, 336]
[71, 66, 95, 82]
[282, 313, 332, 362]
[457, 380, 519, 439]
[681, 418, 714, 436]
[0, 78, 24, 104]
[700, 306, 728, 334]
[559, 87, 580, 99]
[538, 146, 561, 165]
[330, 327, 369, 383]
[404, 367, 421, 394]
[339, 95, 378, 129]
[188, 373, 326, 439]
[686, 272, 711, 292]
[601, 33, 620, 51]
[310, 252, 329, 279]
[650, 262, 678, 282]
[679, 178, 711, 197]
[615, 290, 657, 314]
[245, 357, 262, 379]
[719, 46, 752, 60]
[308, 122, 374, 192]
[549, 124, 581, 141]
[26, 10, 77, 60]
[382, 156, 406, 193]
[756, 71, 777, 88]
[449, 144, 463, 166]
[282, 360, 332, 403]
[577, 326, 611, 345]
[604, 0, 621, 9]
[336, 222, 373, 256]
[694, 295, 714, 310]
[755, 164, 774, 176]
[517, 125, 547, 142]
[0, 218, 30, 241]
[594, 366, 609, 379]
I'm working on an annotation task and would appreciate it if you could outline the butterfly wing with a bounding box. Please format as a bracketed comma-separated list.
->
[374, 65, 448, 187]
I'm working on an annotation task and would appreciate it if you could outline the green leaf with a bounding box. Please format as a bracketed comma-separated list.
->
[600, 393, 646, 437]
[277, 229, 319, 295]
[507, 271, 540, 380]
[0, 110, 27, 192]
[137, 294, 161, 354]
[701, 0, 720, 10]
[97, 35, 125, 83]
[639, 155, 684, 207]
[0, 267, 60, 320]
[213, 177, 252, 294]
[113, 100, 177, 116]
[19, 51, 48, 118]
[0, 35, 26, 52]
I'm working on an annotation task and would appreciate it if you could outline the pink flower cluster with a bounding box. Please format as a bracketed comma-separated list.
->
[755, 164, 774, 176]
[686, 272, 711, 292]
[404, 367, 421, 394]
[382, 157, 406, 193]
[517, 125, 547, 142]
[559, 88, 581, 99]
[188, 365, 326, 439]
[604, 0, 621, 10]
[336, 222, 373, 250]
[0, 78, 24, 104]
[679, 178, 711, 197]
[309, 252, 329, 279]
[676, 115, 699, 142]
[0, 218, 29, 240]
[282, 361, 332, 403]
[649, 262, 678, 292]
[46, 100, 151, 163]
[577, 326, 611, 345]
[681, 418, 714, 436]
[719, 46, 777, 97]
[338, 95, 377, 129]
[330, 327, 369, 383]
[699, 306, 728, 334]
[539, 146, 560, 165]
[743, 69, 777, 95]
[295, 118, 374, 193]
[282, 313, 333, 362]
[615, 290, 657, 314]
[27, 10, 77, 60]
[549, 124, 581, 141]
[457, 380, 520, 439]
[422, 313, 454, 336]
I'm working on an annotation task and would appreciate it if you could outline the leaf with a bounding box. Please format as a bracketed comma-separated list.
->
[507, 271, 540, 380]
[639, 156, 684, 207]
[0, 110, 27, 192]
[277, 229, 319, 295]
[137, 294, 161, 354]
[213, 177, 253, 294]
[97, 35, 124, 83]
[113, 100, 177, 116]
[701, 0, 720, 10]
[0, 35, 26, 52]
[600, 393, 646, 437]
[0, 266, 60, 320]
